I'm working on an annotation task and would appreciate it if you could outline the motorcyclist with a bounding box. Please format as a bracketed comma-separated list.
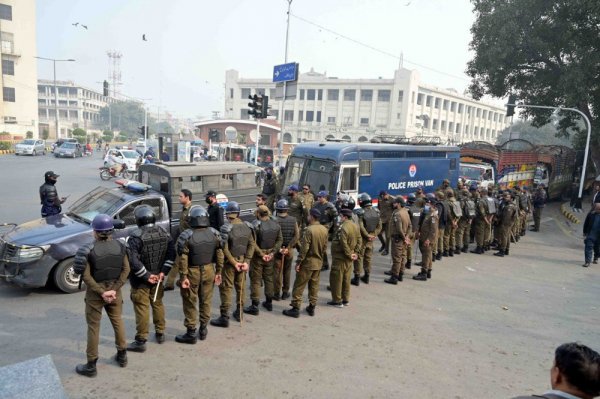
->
[106, 151, 123, 176]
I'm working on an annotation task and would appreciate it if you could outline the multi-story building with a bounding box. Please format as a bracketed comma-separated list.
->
[224, 67, 508, 145]
[38, 80, 117, 139]
[0, 0, 38, 136]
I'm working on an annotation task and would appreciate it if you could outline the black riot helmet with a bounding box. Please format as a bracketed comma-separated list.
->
[358, 192, 372, 208]
[225, 201, 240, 214]
[393, 196, 406, 207]
[134, 205, 156, 227]
[336, 193, 356, 211]
[275, 199, 289, 211]
[188, 206, 210, 228]
[407, 193, 416, 205]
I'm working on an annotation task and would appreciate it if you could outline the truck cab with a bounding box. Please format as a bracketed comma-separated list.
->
[459, 161, 495, 188]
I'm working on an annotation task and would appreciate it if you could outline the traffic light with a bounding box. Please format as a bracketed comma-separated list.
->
[261, 95, 269, 119]
[138, 126, 146, 136]
[209, 129, 220, 141]
[103, 80, 109, 97]
[506, 94, 517, 117]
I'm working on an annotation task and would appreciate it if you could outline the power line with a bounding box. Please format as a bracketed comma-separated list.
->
[289, 13, 471, 83]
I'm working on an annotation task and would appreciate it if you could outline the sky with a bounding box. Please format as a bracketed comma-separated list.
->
[36, 0, 483, 120]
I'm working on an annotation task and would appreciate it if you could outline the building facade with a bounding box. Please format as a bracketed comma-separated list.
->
[224, 67, 508, 145]
[38, 80, 117, 139]
[0, 0, 38, 136]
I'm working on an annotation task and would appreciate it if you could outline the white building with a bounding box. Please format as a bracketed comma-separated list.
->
[224, 66, 508, 145]
[0, 0, 38, 136]
[38, 80, 117, 139]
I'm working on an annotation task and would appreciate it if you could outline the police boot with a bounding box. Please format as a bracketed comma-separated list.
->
[281, 291, 290, 300]
[470, 246, 483, 254]
[321, 264, 329, 271]
[378, 245, 385, 252]
[384, 269, 393, 276]
[448, 249, 454, 257]
[350, 274, 360, 286]
[262, 297, 273, 311]
[175, 328, 198, 344]
[442, 251, 449, 257]
[461, 245, 469, 253]
[405, 260, 411, 269]
[360, 273, 370, 284]
[126, 339, 147, 352]
[232, 307, 242, 322]
[198, 324, 208, 341]
[272, 293, 281, 301]
[75, 359, 97, 378]
[436, 253, 442, 261]
[210, 313, 230, 328]
[381, 250, 389, 256]
[427, 270, 432, 279]
[384, 275, 398, 285]
[454, 246, 461, 255]
[493, 249, 505, 257]
[243, 301, 260, 316]
[413, 272, 427, 281]
[305, 304, 315, 316]
[505, 248, 509, 256]
[415, 261, 423, 266]
[116, 350, 128, 367]
[283, 307, 300, 318]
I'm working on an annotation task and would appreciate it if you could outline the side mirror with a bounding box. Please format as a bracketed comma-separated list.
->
[112, 219, 126, 230]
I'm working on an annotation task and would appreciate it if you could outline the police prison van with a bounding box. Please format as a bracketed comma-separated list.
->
[0, 161, 262, 294]
[282, 140, 460, 205]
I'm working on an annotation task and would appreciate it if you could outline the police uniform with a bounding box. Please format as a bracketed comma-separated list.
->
[274, 214, 299, 300]
[166, 202, 192, 289]
[470, 191, 489, 254]
[299, 191, 315, 218]
[388, 205, 411, 281]
[262, 174, 278, 212]
[330, 215, 361, 305]
[356, 205, 381, 283]
[415, 207, 438, 280]
[39, 172, 63, 217]
[377, 194, 394, 253]
[287, 195, 304, 227]
[444, 193, 461, 256]
[456, 190, 475, 253]
[495, 196, 517, 256]
[407, 199, 424, 267]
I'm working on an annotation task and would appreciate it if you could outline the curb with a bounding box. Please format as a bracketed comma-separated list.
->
[0, 149, 15, 155]
[561, 202, 581, 224]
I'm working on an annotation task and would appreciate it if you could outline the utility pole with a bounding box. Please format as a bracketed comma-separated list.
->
[278, 0, 292, 166]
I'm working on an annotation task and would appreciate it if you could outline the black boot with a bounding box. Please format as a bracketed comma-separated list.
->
[413, 272, 427, 281]
[381, 250, 389, 256]
[427, 270, 432, 279]
[470, 246, 482, 254]
[175, 328, 198, 344]
[494, 249, 505, 257]
[321, 264, 329, 271]
[442, 251, 449, 257]
[505, 248, 509, 256]
[454, 247, 461, 255]
[448, 249, 454, 257]
[155, 332, 165, 344]
[384, 270, 393, 276]
[116, 350, 128, 367]
[350, 274, 360, 286]
[262, 298, 273, 311]
[243, 300, 260, 316]
[360, 273, 370, 284]
[415, 261, 423, 266]
[272, 293, 281, 301]
[126, 339, 147, 352]
[305, 304, 315, 316]
[76, 359, 97, 377]
[461, 245, 468, 253]
[283, 307, 300, 318]
[436, 253, 443, 260]
[210, 313, 230, 328]
[281, 292, 290, 300]
[384, 275, 398, 285]
[405, 260, 412, 269]
[198, 324, 208, 341]
[232, 307, 241, 322]
[378, 245, 385, 252]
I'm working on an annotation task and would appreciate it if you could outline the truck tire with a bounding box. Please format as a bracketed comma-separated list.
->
[53, 258, 84, 293]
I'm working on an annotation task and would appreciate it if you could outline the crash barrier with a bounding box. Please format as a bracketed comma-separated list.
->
[561, 202, 581, 224]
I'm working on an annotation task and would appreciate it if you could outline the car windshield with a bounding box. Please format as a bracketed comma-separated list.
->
[460, 165, 486, 180]
[121, 150, 139, 159]
[22, 140, 36, 145]
[62, 143, 76, 149]
[68, 191, 126, 223]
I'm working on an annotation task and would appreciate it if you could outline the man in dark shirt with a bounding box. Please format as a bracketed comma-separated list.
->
[206, 190, 224, 231]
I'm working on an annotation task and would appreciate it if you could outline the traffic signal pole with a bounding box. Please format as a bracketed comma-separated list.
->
[255, 119, 260, 166]
[278, 0, 293, 166]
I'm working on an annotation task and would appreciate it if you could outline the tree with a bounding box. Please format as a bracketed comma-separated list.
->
[71, 128, 87, 144]
[466, 0, 600, 173]
[26, 131, 33, 139]
[41, 129, 49, 140]
[496, 120, 573, 146]
[102, 130, 114, 143]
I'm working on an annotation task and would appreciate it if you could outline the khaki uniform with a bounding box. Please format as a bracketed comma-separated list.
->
[444, 198, 460, 252]
[299, 192, 315, 221]
[390, 207, 411, 276]
[356, 206, 382, 276]
[81, 244, 130, 363]
[287, 195, 305, 227]
[166, 202, 192, 288]
[290, 222, 328, 309]
[377, 195, 394, 252]
[250, 217, 283, 302]
[418, 211, 438, 272]
[274, 215, 299, 297]
[473, 194, 489, 249]
[330, 219, 361, 303]
[497, 200, 517, 252]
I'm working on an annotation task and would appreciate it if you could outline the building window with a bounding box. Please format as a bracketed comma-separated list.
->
[298, 111, 304, 121]
[271, 109, 279, 119]
[3, 86, 15, 102]
[466, 106, 471, 115]
[241, 88, 251, 99]
[269, 88, 276, 98]
[458, 104, 464, 114]
[432, 119, 438, 129]
[482, 110, 487, 119]
[328, 89, 339, 101]
[378, 90, 391, 102]
[306, 111, 314, 122]
[441, 120, 446, 131]
[423, 118, 429, 128]
[316, 111, 322, 123]
[1, 31, 13, 53]
[488, 111, 493, 121]
[0, 4, 12, 21]
[426, 95, 432, 107]
[307, 89, 315, 100]
[451, 101, 457, 112]
[229, 88, 234, 99]
[448, 122, 454, 132]
[398, 90, 404, 102]
[327, 116, 336, 125]
[476, 108, 481, 117]
[299, 89, 305, 100]
[240, 109, 249, 120]
[343, 89, 356, 101]
[493, 113, 498, 122]
[360, 118, 369, 126]
[360, 90, 373, 101]
[397, 112, 401, 120]
[443, 99, 449, 110]
[417, 93, 423, 105]
[284, 110, 294, 121]
[317, 89, 323, 101]
[255, 88, 265, 95]
[2, 58, 14, 75]
[474, 127, 479, 136]
[456, 123, 461, 133]
[434, 98, 441, 109]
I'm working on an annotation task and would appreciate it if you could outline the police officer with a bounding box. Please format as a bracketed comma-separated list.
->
[286, 185, 305, 227]
[262, 166, 278, 212]
[445, 189, 461, 257]
[384, 197, 411, 285]
[312, 190, 337, 271]
[126, 205, 176, 352]
[165, 189, 193, 290]
[470, 188, 488, 254]
[494, 191, 517, 257]
[329, 208, 361, 307]
[210, 202, 255, 327]
[413, 197, 438, 281]
[283, 209, 329, 318]
[377, 190, 394, 255]
[75, 214, 130, 377]
[352, 193, 381, 285]
[456, 189, 475, 254]
[175, 206, 224, 343]
[244, 205, 282, 316]
[435, 191, 450, 260]
[299, 184, 315, 216]
[274, 199, 299, 301]
[206, 190, 224, 231]
[405, 193, 424, 268]
[520, 186, 531, 236]
[39, 171, 66, 217]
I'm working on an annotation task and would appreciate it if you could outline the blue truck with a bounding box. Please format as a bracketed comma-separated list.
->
[282, 141, 460, 205]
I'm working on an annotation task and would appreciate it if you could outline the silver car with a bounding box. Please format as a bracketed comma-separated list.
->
[54, 142, 83, 158]
[15, 139, 46, 156]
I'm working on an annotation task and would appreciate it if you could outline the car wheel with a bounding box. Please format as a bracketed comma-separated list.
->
[53, 258, 84, 293]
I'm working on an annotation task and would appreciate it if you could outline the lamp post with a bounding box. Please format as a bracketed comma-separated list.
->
[35, 57, 75, 140]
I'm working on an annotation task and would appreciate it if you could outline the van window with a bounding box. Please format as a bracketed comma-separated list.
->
[340, 167, 358, 191]
[359, 160, 372, 176]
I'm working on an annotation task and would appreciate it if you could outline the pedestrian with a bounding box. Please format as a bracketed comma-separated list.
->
[377, 190, 394, 256]
[582, 203, 600, 267]
[75, 214, 130, 377]
[494, 191, 517, 257]
[261, 166, 277, 212]
[592, 184, 600, 211]
[126, 205, 175, 352]
[161, 150, 170, 162]
[329, 208, 361, 307]
[531, 183, 547, 232]
[511, 342, 600, 399]
[205, 190, 224, 231]
[244, 205, 282, 316]
[384, 197, 412, 285]
[175, 206, 224, 343]
[352, 193, 381, 285]
[413, 196, 438, 281]
[165, 189, 193, 290]
[282, 208, 328, 318]
[39, 171, 66, 217]
[210, 202, 255, 327]
[312, 190, 338, 271]
[273, 199, 300, 301]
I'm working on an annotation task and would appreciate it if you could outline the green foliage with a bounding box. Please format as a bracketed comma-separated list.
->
[0, 141, 11, 150]
[99, 100, 175, 138]
[25, 131, 33, 139]
[71, 128, 87, 144]
[102, 130, 114, 142]
[41, 129, 49, 140]
[117, 133, 128, 142]
[467, 0, 600, 170]
[497, 121, 573, 147]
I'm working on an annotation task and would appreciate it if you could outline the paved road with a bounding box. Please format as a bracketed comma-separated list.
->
[0, 155, 598, 398]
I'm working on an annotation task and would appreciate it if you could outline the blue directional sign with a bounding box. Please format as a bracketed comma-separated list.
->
[273, 62, 298, 83]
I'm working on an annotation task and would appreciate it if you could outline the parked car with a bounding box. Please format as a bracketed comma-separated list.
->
[103, 148, 142, 171]
[51, 138, 78, 152]
[54, 142, 83, 158]
[15, 139, 46, 156]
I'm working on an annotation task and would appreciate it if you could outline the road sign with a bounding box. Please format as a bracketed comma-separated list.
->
[225, 126, 237, 141]
[273, 62, 298, 83]
[249, 129, 261, 143]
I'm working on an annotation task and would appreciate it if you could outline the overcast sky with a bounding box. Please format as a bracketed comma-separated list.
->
[37, 0, 484, 119]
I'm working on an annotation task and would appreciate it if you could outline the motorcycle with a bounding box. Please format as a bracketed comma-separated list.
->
[99, 163, 135, 181]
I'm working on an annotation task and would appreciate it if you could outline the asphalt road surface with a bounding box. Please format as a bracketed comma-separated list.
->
[0, 152, 598, 398]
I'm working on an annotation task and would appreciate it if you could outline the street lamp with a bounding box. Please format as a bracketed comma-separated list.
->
[35, 56, 75, 140]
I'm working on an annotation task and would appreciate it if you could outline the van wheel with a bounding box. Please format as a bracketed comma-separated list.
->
[53, 258, 84, 293]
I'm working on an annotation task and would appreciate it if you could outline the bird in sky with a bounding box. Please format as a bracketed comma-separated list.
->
[142, 34, 147, 41]
[72, 22, 79, 27]
[405, 1, 411, 5]
[81, 24, 88, 29]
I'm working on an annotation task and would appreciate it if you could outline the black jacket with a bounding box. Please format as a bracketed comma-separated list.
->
[583, 211, 600, 237]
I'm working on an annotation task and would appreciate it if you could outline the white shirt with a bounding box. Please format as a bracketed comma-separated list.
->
[543, 389, 584, 399]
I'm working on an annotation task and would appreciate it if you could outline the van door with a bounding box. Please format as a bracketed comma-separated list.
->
[338, 164, 359, 205]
